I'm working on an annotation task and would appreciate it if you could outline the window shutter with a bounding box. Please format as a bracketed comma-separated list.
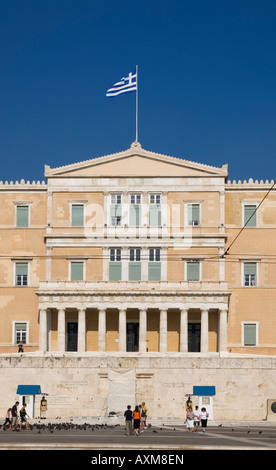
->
[244, 263, 256, 275]
[129, 262, 141, 281]
[244, 324, 256, 346]
[244, 205, 256, 227]
[17, 206, 29, 227]
[72, 205, 84, 226]
[149, 205, 161, 226]
[71, 262, 84, 281]
[187, 261, 200, 281]
[148, 262, 161, 281]
[16, 263, 28, 276]
[109, 262, 122, 281]
[129, 205, 140, 226]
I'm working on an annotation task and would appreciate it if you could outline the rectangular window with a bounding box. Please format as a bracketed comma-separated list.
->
[109, 248, 122, 281]
[187, 204, 200, 226]
[15, 263, 28, 286]
[187, 261, 200, 281]
[149, 193, 161, 227]
[244, 204, 257, 227]
[16, 205, 29, 228]
[244, 262, 257, 286]
[148, 248, 161, 281]
[70, 262, 84, 281]
[110, 194, 122, 226]
[129, 248, 141, 281]
[129, 194, 141, 226]
[14, 322, 27, 344]
[243, 323, 257, 346]
[71, 204, 84, 226]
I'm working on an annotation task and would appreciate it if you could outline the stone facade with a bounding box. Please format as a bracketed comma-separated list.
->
[0, 142, 276, 420]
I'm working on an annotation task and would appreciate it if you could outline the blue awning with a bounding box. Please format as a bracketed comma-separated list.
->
[16, 385, 41, 395]
[193, 386, 216, 396]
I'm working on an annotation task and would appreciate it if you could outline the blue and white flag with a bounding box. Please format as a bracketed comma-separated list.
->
[106, 71, 137, 97]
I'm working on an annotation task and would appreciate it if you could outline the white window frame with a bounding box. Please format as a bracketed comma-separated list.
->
[130, 193, 141, 205]
[186, 202, 201, 227]
[68, 260, 86, 281]
[69, 201, 86, 227]
[242, 202, 258, 228]
[149, 193, 161, 205]
[14, 261, 30, 287]
[110, 193, 122, 226]
[129, 247, 141, 261]
[110, 248, 122, 262]
[12, 321, 29, 345]
[242, 261, 258, 287]
[242, 321, 259, 347]
[149, 247, 161, 262]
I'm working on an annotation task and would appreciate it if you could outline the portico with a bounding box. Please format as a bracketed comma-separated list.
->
[37, 281, 230, 354]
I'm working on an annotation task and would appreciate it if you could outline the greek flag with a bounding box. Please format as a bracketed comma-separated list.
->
[106, 71, 137, 97]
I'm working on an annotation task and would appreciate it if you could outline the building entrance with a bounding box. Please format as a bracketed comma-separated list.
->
[127, 322, 139, 352]
[188, 323, 201, 352]
[67, 322, 78, 351]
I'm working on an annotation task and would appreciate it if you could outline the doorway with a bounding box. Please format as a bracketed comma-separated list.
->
[198, 396, 213, 420]
[127, 322, 139, 352]
[67, 321, 78, 351]
[188, 323, 201, 352]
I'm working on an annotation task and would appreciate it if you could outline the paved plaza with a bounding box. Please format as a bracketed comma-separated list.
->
[0, 418, 276, 451]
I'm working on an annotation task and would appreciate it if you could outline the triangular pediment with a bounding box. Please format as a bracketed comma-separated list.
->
[45, 142, 228, 178]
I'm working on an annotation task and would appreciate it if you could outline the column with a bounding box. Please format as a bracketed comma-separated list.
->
[57, 308, 66, 352]
[200, 309, 209, 353]
[98, 309, 106, 351]
[159, 309, 167, 353]
[118, 309, 127, 352]
[180, 309, 188, 352]
[39, 309, 48, 352]
[78, 309, 86, 353]
[139, 309, 147, 352]
[219, 309, 228, 353]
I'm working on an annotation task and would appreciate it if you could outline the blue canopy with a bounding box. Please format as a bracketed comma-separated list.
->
[193, 386, 216, 396]
[16, 385, 41, 395]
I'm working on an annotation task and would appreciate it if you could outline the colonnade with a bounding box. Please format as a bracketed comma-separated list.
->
[39, 307, 228, 353]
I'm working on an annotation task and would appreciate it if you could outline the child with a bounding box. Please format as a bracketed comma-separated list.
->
[1, 408, 12, 430]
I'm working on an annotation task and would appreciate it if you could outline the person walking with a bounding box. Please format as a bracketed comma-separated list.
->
[11, 401, 19, 431]
[141, 401, 148, 429]
[200, 407, 209, 432]
[1, 408, 12, 430]
[19, 404, 30, 430]
[193, 405, 200, 431]
[133, 405, 140, 436]
[124, 405, 133, 436]
[186, 406, 195, 431]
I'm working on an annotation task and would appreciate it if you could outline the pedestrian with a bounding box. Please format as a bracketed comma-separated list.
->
[124, 405, 133, 436]
[186, 406, 195, 431]
[200, 407, 209, 432]
[133, 405, 140, 436]
[40, 396, 47, 419]
[193, 405, 200, 431]
[19, 404, 30, 430]
[1, 408, 12, 430]
[141, 401, 148, 428]
[11, 401, 19, 431]
[140, 404, 146, 431]
[18, 341, 24, 353]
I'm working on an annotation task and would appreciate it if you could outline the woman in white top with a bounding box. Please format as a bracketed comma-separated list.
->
[200, 407, 209, 432]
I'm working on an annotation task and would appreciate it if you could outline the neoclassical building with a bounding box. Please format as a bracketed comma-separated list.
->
[1, 141, 276, 420]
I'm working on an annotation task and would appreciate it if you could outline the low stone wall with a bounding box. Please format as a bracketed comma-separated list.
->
[0, 352, 275, 421]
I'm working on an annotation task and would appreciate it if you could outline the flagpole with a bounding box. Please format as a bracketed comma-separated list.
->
[136, 65, 138, 142]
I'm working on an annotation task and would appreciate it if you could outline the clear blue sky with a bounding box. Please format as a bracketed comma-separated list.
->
[1, 0, 276, 182]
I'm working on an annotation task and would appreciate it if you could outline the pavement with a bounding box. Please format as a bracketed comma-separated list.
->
[1, 416, 276, 452]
